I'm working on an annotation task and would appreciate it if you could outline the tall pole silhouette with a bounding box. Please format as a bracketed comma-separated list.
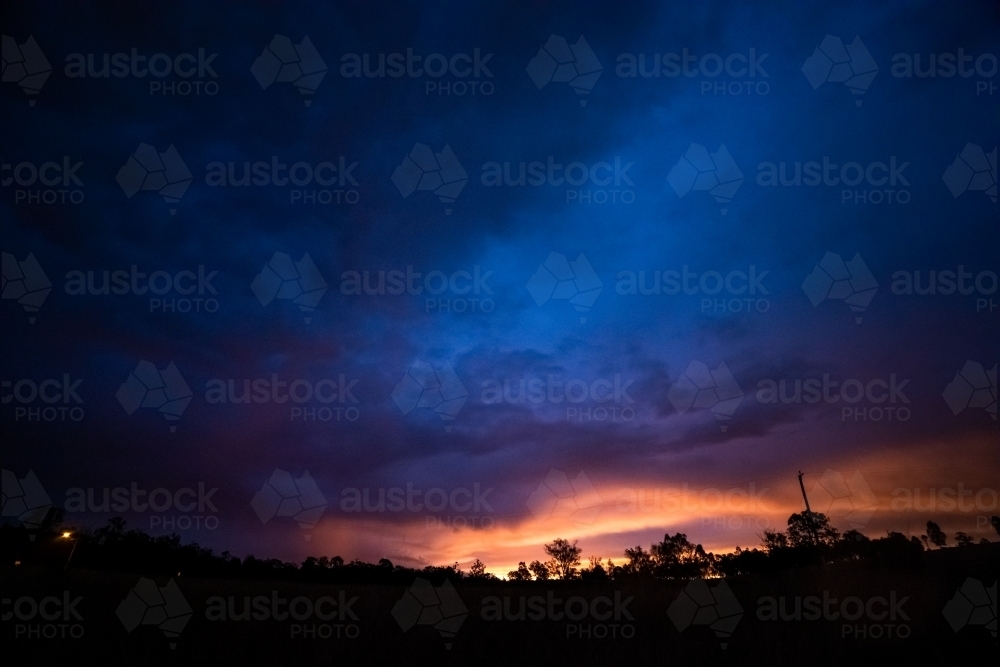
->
[797, 471, 821, 546]
[797, 471, 812, 512]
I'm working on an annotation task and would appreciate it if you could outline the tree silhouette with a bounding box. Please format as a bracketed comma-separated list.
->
[543, 538, 582, 579]
[760, 529, 788, 552]
[5, 511, 990, 587]
[840, 529, 869, 544]
[468, 558, 496, 579]
[507, 561, 532, 581]
[925, 521, 947, 548]
[786, 511, 838, 547]
[992, 516, 1000, 537]
[580, 556, 609, 581]
[527, 559, 550, 580]
[650, 532, 712, 579]
[621, 544, 654, 576]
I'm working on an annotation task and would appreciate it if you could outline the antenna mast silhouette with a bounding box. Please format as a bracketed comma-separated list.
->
[798, 471, 821, 545]
[797, 471, 812, 512]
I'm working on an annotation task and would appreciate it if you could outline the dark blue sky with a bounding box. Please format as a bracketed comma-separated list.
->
[3, 0, 997, 573]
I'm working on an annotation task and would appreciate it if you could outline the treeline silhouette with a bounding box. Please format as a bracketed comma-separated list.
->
[4, 510, 998, 584]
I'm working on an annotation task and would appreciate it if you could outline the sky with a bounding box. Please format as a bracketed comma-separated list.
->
[3, 0, 997, 577]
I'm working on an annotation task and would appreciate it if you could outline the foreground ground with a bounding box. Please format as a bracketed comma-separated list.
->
[3, 543, 996, 666]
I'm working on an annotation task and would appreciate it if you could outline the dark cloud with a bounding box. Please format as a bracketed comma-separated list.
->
[3, 0, 997, 566]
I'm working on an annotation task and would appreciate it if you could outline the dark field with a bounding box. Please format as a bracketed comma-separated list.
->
[4, 543, 996, 666]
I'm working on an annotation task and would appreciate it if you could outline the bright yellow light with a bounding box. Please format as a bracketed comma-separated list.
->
[61, 532, 72, 539]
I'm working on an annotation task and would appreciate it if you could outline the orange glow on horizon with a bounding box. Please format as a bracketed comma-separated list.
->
[289, 434, 997, 577]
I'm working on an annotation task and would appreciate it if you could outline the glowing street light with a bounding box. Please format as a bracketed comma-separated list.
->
[61, 531, 77, 569]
